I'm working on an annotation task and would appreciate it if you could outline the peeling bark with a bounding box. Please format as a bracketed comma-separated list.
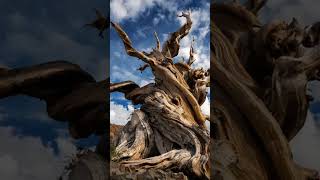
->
[110, 12, 210, 179]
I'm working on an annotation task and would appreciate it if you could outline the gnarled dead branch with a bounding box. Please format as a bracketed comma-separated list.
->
[111, 12, 210, 179]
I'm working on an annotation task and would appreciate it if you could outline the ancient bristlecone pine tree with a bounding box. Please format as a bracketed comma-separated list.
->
[211, 0, 320, 179]
[110, 12, 210, 179]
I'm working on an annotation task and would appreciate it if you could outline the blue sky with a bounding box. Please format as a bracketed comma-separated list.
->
[0, 0, 107, 179]
[109, 0, 210, 126]
[0, 0, 318, 179]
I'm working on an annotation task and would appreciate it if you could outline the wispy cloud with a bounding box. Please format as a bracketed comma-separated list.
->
[110, 0, 186, 22]
[176, 5, 210, 69]
[111, 65, 154, 86]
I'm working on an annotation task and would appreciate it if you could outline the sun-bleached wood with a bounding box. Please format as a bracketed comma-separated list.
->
[110, 12, 210, 179]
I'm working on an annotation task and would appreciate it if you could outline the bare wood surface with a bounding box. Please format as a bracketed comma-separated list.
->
[110, 12, 210, 179]
[211, 1, 320, 179]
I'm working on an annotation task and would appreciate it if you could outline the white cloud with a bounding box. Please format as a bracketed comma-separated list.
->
[176, 6, 210, 69]
[56, 137, 77, 156]
[111, 0, 159, 22]
[0, 126, 77, 180]
[111, 65, 153, 86]
[201, 96, 210, 116]
[110, 0, 129, 22]
[153, 13, 165, 25]
[177, 6, 210, 35]
[291, 111, 320, 171]
[110, 101, 134, 125]
[202, 96, 210, 131]
[161, 33, 169, 42]
[176, 35, 210, 69]
[110, 0, 186, 22]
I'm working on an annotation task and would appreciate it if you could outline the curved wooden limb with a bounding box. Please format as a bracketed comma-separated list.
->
[110, 81, 140, 94]
[113, 89, 210, 178]
[211, 3, 261, 31]
[212, 55, 300, 179]
[120, 149, 192, 172]
[137, 63, 150, 72]
[267, 46, 320, 140]
[154, 31, 161, 51]
[0, 61, 107, 138]
[113, 110, 154, 161]
[212, 23, 303, 179]
[110, 81, 157, 105]
[299, 45, 320, 76]
[111, 12, 209, 178]
[211, 1, 320, 179]
[210, 22, 257, 90]
[142, 91, 210, 178]
[186, 68, 209, 105]
[0, 61, 95, 99]
[111, 22, 156, 65]
[187, 37, 196, 66]
[161, 11, 192, 58]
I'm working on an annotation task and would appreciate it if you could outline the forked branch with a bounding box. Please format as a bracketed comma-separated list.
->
[161, 11, 192, 58]
[111, 22, 155, 65]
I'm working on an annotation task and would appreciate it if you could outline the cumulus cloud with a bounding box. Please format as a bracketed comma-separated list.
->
[110, 0, 188, 22]
[0, 126, 77, 180]
[111, 0, 159, 22]
[110, 101, 134, 125]
[201, 96, 210, 116]
[291, 111, 320, 171]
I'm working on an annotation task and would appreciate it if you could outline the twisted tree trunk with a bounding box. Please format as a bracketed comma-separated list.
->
[211, 1, 320, 179]
[110, 12, 210, 179]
